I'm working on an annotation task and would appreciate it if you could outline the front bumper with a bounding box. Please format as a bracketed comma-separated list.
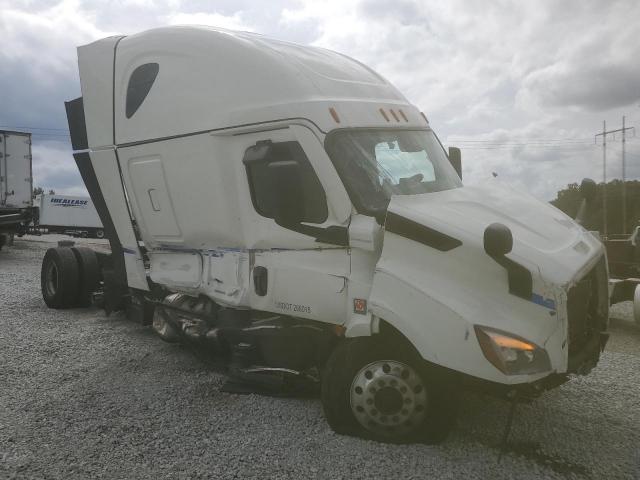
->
[461, 369, 570, 401]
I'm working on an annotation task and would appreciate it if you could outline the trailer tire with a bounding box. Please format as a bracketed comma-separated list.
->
[633, 284, 640, 326]
[95, 229, 105, 239]
[71, 247, 100, 307]
[41, 247, 80, 309]
[321, 336, 459, 444]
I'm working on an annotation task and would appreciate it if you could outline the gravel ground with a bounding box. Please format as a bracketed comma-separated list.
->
[1, 235, 639, 480]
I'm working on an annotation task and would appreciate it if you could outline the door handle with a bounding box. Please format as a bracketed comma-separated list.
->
[253, 266, 268, 296]
[148, 188, 161, 211]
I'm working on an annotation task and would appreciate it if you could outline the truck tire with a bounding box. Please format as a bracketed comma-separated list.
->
[71, 246, 100, 307]
[633, 284, 640, 326]
[321, 337, 459, 444]
[41, 247, 80, 309]
[95, 229, 105, 239]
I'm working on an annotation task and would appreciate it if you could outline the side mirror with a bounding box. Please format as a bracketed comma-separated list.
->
[448, 146, 462, 180]
[268, 160, 305, 226]
[484, 223, 513, 258]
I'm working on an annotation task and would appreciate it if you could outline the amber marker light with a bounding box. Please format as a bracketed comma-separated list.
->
[379, 108, 390, 122]
[490, 333, 535, 351]
[474, 325, 551, 375]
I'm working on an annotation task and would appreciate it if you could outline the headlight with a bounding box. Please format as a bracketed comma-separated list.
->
[474, 325, 551, 375]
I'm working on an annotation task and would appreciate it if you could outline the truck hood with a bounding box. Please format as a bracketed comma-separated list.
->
[386, 179, 603, 287]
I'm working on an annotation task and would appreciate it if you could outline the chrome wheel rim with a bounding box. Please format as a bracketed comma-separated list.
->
[350, 360, 428, 438]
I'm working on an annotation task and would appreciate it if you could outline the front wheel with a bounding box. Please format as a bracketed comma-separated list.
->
[321, 337, 459, 444]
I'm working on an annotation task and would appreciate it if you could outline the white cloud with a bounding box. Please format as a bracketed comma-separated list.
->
[279, 0, 640, 199]
[165, 11, 251, 30]
[31, 140, 85, 195]
[0, 1, 110, 77]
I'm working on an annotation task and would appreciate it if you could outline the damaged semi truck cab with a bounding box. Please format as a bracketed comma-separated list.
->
[49, 26, 608, 443]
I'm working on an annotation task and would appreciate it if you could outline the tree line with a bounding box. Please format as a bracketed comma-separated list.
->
[551, 180, 640, 235]
[32, 187, 55, 198]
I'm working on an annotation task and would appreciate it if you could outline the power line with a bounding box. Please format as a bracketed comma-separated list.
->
[450, 136, 591, 141]
[458, 145, 597, 150]
[450, 131, 638, 148]
[0, 125, 68, 131]
[450, 137, 591, 144]
[30, 132, 70, 137]
[457, 144, 593, 148]
[455, 142, 591, 146]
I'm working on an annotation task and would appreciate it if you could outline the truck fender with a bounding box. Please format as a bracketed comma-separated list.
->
[366, 269, 470, 367]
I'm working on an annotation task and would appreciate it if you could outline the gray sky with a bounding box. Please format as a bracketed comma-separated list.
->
[1, 0, 639, 200]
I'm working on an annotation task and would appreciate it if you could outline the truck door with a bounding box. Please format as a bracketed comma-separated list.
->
[1, 133, 32, 208]
[243, 125, 353, 325]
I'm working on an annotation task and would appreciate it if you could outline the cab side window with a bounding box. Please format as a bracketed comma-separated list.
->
[244, 141, 328, 224]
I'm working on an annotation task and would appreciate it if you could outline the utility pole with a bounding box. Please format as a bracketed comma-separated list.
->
[595, 118, 635, 236]
[622, 115, 626, 234]
[595, 121, 608, 236]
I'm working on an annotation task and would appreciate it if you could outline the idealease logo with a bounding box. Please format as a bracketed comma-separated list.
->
[50, 198, 88, 207]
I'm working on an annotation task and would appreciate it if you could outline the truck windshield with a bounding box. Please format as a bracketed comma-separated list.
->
[325, 128, 462, 216]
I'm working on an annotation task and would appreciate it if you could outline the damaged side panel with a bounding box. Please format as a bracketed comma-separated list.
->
[147, 246, 349, 325]
[203, 250, 251, 307]
[149, 251, 203, 291]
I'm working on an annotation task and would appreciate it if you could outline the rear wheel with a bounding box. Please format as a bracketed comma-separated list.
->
[71, 247, 100, 307]
[321, 336, 459, 444]
[95, 229, 105, 239]
[41, 247, 80, 309]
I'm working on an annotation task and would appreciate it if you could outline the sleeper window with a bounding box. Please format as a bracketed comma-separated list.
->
[125, 63, 159, 118]
[244, 141, 328, 224]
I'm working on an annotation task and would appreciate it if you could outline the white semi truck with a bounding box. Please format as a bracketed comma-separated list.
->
[34, 194, 104, 238]
[42, 26, 609, 443]
[0, 130, 34, 249]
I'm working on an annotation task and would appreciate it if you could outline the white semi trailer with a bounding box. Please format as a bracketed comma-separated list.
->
[42, 26, 609, 444]
[35, 194, 104, 238]
[0, 130, 34, 249]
